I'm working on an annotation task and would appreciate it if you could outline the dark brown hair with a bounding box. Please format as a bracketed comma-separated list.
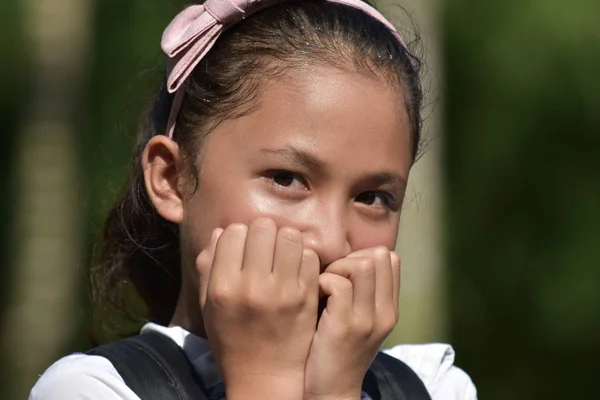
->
[93, 0, 424, 337]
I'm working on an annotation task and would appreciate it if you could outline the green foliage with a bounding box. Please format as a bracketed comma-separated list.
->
[82, 0, 188, 232]
[445, 0, 600, 398]
[0, 1, 25, 394]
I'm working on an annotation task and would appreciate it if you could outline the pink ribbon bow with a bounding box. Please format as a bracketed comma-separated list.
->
[161, 0, 277, 93]
[161, 0, 407, 137]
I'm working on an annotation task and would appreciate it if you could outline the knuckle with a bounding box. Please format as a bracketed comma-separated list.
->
[297, 280, 312, 297]
[297, 277, 317, 298]
[277, 226, 302, 245]
[380, 315, 398, 334]
[354, 317, 374, 337]
[356, 258, 376, 275]
[209, 284, 233, 306]
[225, 223, 248, 237]
[387, 300, 400, 321]
[338, 278, 353, 293]
[279, 291, 304, 311]
[302, 248, 318, 264]
[250, 217, 277, 232]
[195, 251, 210, 271]
[243, 284, 269, 308]
[373, 246, 391, 261]
[375, 307, 398, 332]
[390, 251, 400, 267]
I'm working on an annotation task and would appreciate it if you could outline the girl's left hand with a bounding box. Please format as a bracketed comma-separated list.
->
[303, 247, 401, 400]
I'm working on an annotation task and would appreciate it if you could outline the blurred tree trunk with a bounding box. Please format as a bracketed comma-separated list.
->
[1, 0, 92, 397]
[383, 0, 447, 345]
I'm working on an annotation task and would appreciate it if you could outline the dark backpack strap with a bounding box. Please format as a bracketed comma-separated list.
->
[88, 332, 209, 400]
[362, 351, 432, 400]
[90, 332, 430, 400]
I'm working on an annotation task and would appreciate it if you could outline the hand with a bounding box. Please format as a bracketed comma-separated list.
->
[196, 218, 320, 400]
[303, 247, 401, 400]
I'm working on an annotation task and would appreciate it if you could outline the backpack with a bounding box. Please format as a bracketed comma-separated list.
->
[88, 331, 432, 400]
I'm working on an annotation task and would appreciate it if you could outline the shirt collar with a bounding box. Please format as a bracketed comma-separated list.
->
[141, 322, 223, 390]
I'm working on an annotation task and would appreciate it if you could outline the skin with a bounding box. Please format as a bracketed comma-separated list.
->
[142, 65, 413, 400]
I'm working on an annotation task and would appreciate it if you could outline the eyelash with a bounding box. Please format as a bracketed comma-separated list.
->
[267, 170, 308, 191]
[355, 191, 398, 211]
[266, 170, 398, 211]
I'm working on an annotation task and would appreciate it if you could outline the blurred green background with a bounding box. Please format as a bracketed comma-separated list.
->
[1, 0, 599, 399]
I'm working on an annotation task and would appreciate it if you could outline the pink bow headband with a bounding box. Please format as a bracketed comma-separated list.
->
[161, 0, 408, 138]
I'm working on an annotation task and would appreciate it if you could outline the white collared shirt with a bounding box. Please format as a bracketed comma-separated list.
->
[29, 323, 478, 399]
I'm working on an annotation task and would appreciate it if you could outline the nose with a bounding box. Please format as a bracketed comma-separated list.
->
[301, 205, 352, 267]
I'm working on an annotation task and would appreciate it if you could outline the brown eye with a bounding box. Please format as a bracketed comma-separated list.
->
[272, 170, 296, 187]
[355, 191, 397, 210]
[356, 191, 377, 205]
[268, 170, 308, 191]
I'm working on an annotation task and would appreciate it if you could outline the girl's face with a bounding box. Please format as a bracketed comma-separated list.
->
[182, 65, 412, 269]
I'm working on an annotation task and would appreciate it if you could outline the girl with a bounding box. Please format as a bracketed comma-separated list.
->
[30, 0, 477, 399]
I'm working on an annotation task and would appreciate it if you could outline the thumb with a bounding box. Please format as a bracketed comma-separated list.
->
[196, 227, 224, 310]
[318, 272, 353, 317]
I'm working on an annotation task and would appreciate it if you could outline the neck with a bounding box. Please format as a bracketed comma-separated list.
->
[169, 276, 207, 338]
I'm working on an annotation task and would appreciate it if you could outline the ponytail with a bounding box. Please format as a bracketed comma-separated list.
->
[92, 83, 181, 334]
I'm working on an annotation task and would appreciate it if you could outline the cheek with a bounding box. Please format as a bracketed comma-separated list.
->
[350, 216, 400, 251]
[213, 188, 315, 233]
[190, 183, 291, 234]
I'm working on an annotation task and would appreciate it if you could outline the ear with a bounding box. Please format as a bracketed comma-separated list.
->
[142, 135, 184, 224]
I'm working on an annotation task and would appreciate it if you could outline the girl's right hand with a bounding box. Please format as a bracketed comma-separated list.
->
[196, 218, 320, 400]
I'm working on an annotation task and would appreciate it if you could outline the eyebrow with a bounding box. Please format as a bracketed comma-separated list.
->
[260, 145, 407, 195]
[260, 146, 328, 175]
[361, 172, 408, 198]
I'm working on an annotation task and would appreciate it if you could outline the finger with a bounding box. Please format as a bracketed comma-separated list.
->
[324, 257, 375, 320]
[371, 247, 394, 309]
[298, 248, 320, 301]
[344, 247, 379, 258]
[390, 251, 401, 315]
[242, 218, 277, 277]
[197, 228, 224, 309]
[346, 247, 394, 308]
[210, 223, 247, 285]
[318, 272, 353, 319]
[272, 226, 303, 283]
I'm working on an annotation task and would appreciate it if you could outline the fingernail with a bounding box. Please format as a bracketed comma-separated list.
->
[209, 228, 219, 243]
[212, 227, 224, 242]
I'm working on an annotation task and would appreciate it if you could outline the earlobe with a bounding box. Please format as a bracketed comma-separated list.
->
[142, 135, 184, 224]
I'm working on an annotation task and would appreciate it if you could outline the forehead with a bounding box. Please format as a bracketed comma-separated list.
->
[208, 65, 412, 173]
